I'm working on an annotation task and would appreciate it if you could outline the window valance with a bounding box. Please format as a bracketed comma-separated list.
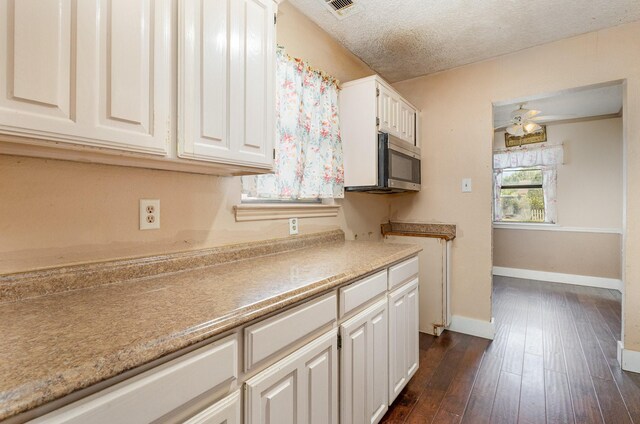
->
[493, 144, 563, 170]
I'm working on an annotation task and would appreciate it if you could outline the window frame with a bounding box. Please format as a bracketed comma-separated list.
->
[495, 166, 547, 224]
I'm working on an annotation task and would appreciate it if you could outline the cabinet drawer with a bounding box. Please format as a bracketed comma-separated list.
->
[339, 270, 387, 318]
[32, 335, 238, 424]
[184, 390, 241, 424]
[244, 292, 337, 371]
[388, 256, 419, 290]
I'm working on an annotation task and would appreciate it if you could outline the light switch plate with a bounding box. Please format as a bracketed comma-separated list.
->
[462, 178, 472, 193]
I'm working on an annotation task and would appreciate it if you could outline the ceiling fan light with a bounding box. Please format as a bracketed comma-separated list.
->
[507, 124, 525, 137]
[524, 122, 542, 133]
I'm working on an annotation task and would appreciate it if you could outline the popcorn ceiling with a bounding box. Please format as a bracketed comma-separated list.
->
[289, 0, 640, 82]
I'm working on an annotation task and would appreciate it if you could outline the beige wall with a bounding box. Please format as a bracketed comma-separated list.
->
[0, 1, 385, 274]
[494, 117, 623, 228]
[494, 229, 622, 278]
[391, 22, 640, 351]
[493, 118, 623, 278]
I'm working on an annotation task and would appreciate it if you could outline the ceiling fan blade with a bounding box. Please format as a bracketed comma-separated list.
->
[531, 114, 578, 122]
[494, 121, 514, 130]
[523, 121, 542, 133]
[523, 109, 541, 119]
[507, 124, 525, 137]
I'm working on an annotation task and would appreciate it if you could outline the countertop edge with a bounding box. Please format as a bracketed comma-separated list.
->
[1, 244, 421, 422]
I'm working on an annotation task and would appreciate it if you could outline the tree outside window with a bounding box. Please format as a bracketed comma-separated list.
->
[497, 167, 545, 222]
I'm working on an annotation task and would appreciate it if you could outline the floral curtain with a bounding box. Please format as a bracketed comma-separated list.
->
[241, 49, 344, 200]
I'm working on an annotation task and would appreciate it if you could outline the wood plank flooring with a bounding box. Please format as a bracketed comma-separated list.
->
[381, 276, 640, 424]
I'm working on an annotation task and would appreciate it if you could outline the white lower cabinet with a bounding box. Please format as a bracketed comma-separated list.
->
[184, 390, 241, 424]
[340, 298, 389, 424]
[244, 329, 339, 424]
[388, 278, 420, 403]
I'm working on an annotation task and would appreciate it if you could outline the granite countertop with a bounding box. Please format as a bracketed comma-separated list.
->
[381, 221, 457, 241]
[0, 231, 420, 422]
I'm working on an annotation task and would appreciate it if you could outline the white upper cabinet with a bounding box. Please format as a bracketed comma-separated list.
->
[341, 76, 417, 147]
[0, 0, 171, 155]
[179, 0, 276, 170]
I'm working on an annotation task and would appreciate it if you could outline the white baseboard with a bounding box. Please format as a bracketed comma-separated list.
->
[492, 266, 623, 292]
[618, 341, 640, 373]
[448, 315, 495, 340]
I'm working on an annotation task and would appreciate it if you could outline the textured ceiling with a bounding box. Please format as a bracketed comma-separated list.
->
[287, 0, 640, 82]
[493, 83, 623, 129]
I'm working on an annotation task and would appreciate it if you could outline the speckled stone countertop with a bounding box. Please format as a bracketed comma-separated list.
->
[381, 221, 457, 240]
[0, 230, 420, 422]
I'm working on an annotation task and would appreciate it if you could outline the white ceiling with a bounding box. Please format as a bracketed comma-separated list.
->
[493, 83, 623, 129]
[287, 0, 640, 82]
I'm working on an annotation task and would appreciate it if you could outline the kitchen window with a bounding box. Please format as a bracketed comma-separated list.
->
[496, 167, 545, 223]
[492, 144, 563, 224]
[235, 48, 343, 221]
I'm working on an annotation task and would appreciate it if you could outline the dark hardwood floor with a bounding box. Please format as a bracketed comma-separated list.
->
[381, 276, 640, 423]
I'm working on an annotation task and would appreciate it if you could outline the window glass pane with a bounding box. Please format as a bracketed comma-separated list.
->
[499, 187, 545, 222]
[501, 168, 543, 186]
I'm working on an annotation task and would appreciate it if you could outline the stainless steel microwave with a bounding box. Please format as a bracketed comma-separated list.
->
[346, 132, 421, 193]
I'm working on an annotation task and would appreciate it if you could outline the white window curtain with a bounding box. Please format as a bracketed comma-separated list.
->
[493, 144, 563, 169]
[493, 144, 563, 224]
[241, 49, 344, 200]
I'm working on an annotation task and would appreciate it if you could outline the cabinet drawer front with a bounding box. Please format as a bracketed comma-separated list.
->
[245, 292, 337, 371]
[184, 390, 241, 424]
[388, 256, 419, 290]
[339, 270, 387, 318]
[33, 335, 238, 424]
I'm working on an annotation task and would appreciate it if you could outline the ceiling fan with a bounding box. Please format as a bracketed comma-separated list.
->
[499, 104, 544, 137]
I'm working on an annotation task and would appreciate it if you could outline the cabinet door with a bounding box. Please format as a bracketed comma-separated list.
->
[397, 101, 417, 145]
[340, 298, 388, 424]
[245, 329, 338, 424]
[0, 0, 77, 137]
[85, 0, 171, 154]
[388, 278, 419, 403]
[377, 85, 393, 135]
[0, 0, 171, 155]
[229, 0, 275, 167]
[179, 0, 275, 168]
[184, 390, 241, 424]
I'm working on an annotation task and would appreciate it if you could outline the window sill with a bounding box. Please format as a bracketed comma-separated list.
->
[493, 222, 557, 230]
[234, 203, 341, 222]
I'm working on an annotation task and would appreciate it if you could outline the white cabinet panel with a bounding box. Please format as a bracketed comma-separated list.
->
[388, 278, 419, 403]
[388, 256, 419, 290]
[339, 270, 387, 318]
[32, 335, 238, 424]
[0, 0, 171, 155]
[91, 0, 171, 153]
[340, 298, 388, 424]
[0, 0, 75, 125]
[377, 84, 393, 135]
[180, 0, 275, 169]
[184, 390, 242, 424]
[245, 329, 338, 424]
[244, 292, 337, 371]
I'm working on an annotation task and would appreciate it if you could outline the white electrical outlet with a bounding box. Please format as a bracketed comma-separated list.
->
[462, 178, 472, 193]
[289, 217, 299, 235]
[140, 199, 160, 230]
